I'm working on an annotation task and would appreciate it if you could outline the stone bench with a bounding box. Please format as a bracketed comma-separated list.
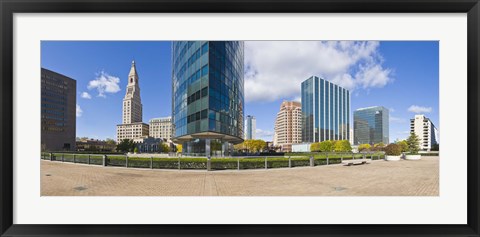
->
[342, 159, 371, 166]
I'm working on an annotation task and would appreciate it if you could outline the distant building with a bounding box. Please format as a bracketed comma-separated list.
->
[149, 117, 173, 141]
[244, 115, 256, 140]
[301, 76, 350, 143]
[41, 68, 76, 151]
[116, 61, 149, 142]
[353, 106, 389, 145]
[133, 136, 165, 153]
[76, 138, 116, 152]
[274, 101, 302, 152]
[410, 114, 439, 151]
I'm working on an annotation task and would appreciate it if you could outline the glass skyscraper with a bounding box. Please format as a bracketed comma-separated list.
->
[301, 76, 350, 143]
[171, 41, 244, 156]
[353, 106, 389, 145]
[244, 115, 256, 140]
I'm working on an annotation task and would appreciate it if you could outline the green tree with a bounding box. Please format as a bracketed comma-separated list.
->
[116, 139, 134, 153]
[133, 147, 139, 153]
[396, 140, 408, 152]
[358, 143, 371, 152]
[334, 140, 352, 152]
[374, 142, 385, 148]
[406, 132, 421, 154]
[310, 142, 321, 152]
[159, 143, 170, 153]
[105, 138, 116, 145]
[319, 140, 334, 152]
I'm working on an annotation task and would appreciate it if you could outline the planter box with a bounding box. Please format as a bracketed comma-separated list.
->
[405, 154, 421, 160]
[385, 155, 401, 161]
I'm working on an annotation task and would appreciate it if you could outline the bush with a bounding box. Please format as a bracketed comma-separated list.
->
[384, 144, 402, 156]
[358, 144, 371, 152]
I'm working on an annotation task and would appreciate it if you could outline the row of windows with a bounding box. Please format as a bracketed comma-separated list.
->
[187, 87, 208, 105]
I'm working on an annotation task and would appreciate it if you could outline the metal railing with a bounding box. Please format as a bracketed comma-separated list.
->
[41, 152, 385, 171]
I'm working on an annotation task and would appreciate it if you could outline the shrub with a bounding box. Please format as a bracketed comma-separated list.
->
[319, 140, 334, 152]
[334, 140, 352, 152]
[310, 142, 321, 152]
[358, 144, 371, 152]
[384, 144, 402, 156]
[396, 140, 408, 152]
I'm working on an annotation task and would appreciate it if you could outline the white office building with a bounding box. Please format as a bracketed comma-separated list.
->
[410, 114, 439, 151]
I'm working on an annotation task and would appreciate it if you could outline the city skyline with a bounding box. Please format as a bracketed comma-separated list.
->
[41, 41, 439, 142]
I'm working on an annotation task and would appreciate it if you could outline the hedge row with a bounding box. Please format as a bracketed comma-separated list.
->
[41, 153, 385, 170]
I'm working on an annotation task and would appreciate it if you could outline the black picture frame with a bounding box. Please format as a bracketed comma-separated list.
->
[1, 0, 479, 236]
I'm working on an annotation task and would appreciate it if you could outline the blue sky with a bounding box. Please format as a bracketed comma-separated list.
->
[41, 41, 439, 142]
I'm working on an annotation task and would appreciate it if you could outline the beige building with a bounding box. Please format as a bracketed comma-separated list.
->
[116, 61, 149, 143]
[273, 101, 302, 152]
[149, 116, 173, 141]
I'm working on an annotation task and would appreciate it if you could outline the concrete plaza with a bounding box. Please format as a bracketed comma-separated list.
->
[41, 157, 439, 196]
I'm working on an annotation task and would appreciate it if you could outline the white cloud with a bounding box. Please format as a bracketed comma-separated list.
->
[256, 128, 274, 138]
[81, 92, 92, 99]
[87, 71, 121, 97]
[76, 104, 83, 117]
[408, 105, 432, 113]
[390, 116, 406, 123]
[244, 41, 394, 102]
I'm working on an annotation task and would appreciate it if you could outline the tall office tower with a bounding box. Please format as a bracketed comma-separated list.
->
[41, 68, 76, 151]
[410, 114, 439, 150]
[116, 61, 149, 143]
[171, 41, 244, 156]
[149, 116, 173, 141]
[301, 76, 350, 143]
[353, 106, 389, 145]
[274, 101, 302, 152]
[244, 115, 256, 140]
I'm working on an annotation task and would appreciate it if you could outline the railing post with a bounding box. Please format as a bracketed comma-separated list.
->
[288, 156, 291, 168]
[341, 153, 343, 162]
[352, 153, 355, 160]
[310, 155, 314, 167]
[237, 157, 240, 171]
[363, 153, 366, 160]
[62, 153, 64, 162]
[88, 154, 90, 165]
[49, 153, 53, 161]
[178, 156, 181, 170]
[73, 154, 76, 163]
[207, 156, 211, 171]
[125, 155, 128, 168]
[103, 155, 107, 166]
[151, 156, 153, 169]
[326, 153, 329, 165]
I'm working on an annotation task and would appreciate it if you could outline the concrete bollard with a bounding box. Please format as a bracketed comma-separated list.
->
[352, 153, 355, 160]
[50, 153, 53, 161]
[62, 153, 64, 162]
[363, 153, 366, 160]
[341, 153, 343, 162]
[326, 153, 329, 165]
[73, 154, 76, 163]
[151, 156, 153, 169]
[103, 155, 107, 166]
[125, 155, 128, 168]
[237, 158, 240, 171]
[178, 157, 181, 170]
[288, 156, 291, 168]
[265, 157, 267, 170]
[310, 156, 314, 167]
[88, 154, 91, 165]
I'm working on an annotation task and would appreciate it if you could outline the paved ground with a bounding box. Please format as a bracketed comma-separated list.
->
[41, 157, 439, 196]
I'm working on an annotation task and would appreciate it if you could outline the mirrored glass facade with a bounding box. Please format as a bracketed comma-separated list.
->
[301, 76, 350, 143]
[172, 41, 244, 155]
[353, 106, 389, 145]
